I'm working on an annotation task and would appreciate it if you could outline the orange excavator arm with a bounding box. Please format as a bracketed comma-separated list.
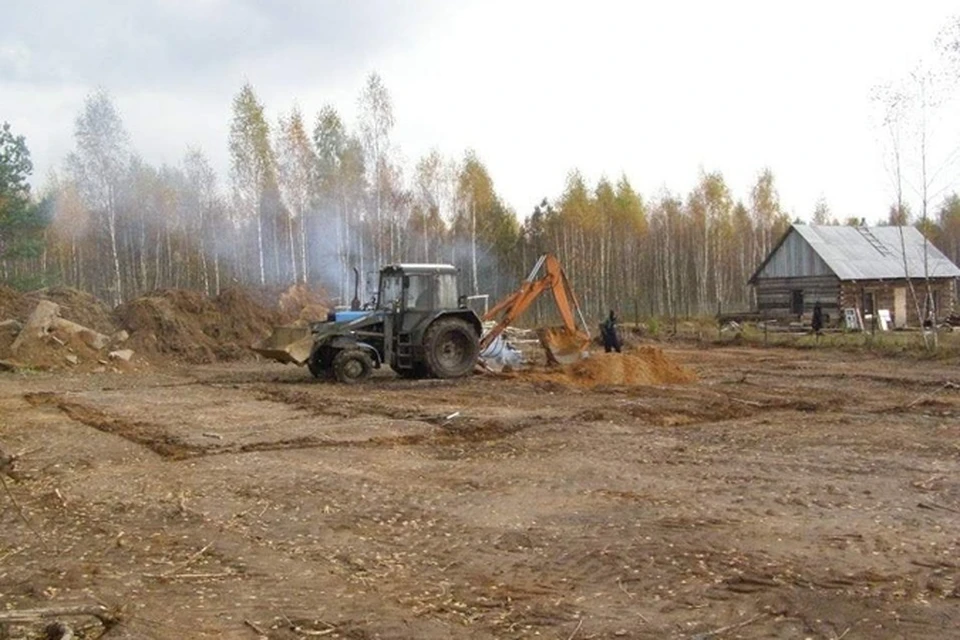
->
[480, 254, 589, 352]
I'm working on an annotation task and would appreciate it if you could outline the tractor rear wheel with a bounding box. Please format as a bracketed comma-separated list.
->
[332, 349, 373, 384]
[422, 317, 479, 379]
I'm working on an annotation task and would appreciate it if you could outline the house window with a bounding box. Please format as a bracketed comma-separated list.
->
[862, 291, 875, 315]
[791, 290, 804, 315]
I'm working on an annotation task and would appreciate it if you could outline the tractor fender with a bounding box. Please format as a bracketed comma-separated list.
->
[433, 309, 482, 338]
[327, 336, 382, 367]
[411, 310, 482, 347]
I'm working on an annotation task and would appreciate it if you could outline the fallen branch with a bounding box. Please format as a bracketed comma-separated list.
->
[692, 612, 767, 639]
[244, 618, 267, 637]
[905, 381, 959, 409]
[0, 604, 118, 628]
[918, 501, 960, 514]
[566, 617, 584, 640]
[144, 571, 233, 580]
[159, 542, 212, 577]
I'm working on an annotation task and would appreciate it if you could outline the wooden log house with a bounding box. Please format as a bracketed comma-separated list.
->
[748, 224, 960, 327]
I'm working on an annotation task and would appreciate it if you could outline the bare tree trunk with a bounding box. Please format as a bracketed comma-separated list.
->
[471, 200, 478, 295]
[299, 213, 308, 284]
[214, 248, 221, 295]
[108, 212, 122, 306]
[256, 212, 266, 285]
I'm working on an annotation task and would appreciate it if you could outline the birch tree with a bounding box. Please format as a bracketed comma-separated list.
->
[229, 83, 274, 285]
[182, 148, 220, 294]
[413, 150, 453, 263]
[358, 72, 394, 267]
[276, 106, 315, 283]
[67, 89, 129, 305]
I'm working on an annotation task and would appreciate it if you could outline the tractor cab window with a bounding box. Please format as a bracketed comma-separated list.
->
[405, 275, 435, 310]
[436, 273, 459, 309]
[378, 274, 403, 310]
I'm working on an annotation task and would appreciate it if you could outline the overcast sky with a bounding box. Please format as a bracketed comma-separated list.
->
[3, 1, 959, 221]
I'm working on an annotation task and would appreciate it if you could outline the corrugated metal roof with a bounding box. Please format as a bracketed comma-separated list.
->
[785, 224, 960, 281]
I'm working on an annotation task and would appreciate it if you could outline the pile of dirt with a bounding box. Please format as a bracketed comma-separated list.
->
[277, 283, 330, 325]
[0, 285, 29, 321]
[0, 286, 115, 333]
[0, 294, 132, 373]
[114, 288, 281, 364]
[26, 287, 116, 334]
[572, 348, 697, 385]
[0, 283, 329, 369]
[12, 327, 127, 373]
[241, 283, 331, 325]
[522, 347, 697, 388]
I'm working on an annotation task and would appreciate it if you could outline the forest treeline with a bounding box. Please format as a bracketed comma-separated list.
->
[3, 73, 960, 320]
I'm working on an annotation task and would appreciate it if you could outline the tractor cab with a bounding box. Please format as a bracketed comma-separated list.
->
[377, 264, 461, 332]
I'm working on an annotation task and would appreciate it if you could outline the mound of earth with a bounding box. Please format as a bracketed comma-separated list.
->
[0, 296, 130, 373]
[571, 347, 697, 385]
[277, 283, 331, 325]
[522, 347, 697, 387]
[0, 285, 29, 322]
[0, 285, 115, 334]
[242, 283, 331, 325]
[114, 288, 281, 364]
[0, 283, 330, 369]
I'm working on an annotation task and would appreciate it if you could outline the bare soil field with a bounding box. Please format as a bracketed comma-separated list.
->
[1, 344, 958, 639]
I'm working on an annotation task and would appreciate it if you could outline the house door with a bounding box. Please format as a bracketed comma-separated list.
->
[894, 287, 907, 328]
[790, 290, 804, 316]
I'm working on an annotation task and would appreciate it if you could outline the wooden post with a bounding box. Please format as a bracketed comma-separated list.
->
[717, 300, 722, 341]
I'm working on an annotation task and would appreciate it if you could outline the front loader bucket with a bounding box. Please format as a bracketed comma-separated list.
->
[251, 326, 314, 365]
[537, 326, 591, 366]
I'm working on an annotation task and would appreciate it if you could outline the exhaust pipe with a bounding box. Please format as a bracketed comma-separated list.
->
[351, 267, 361, 311]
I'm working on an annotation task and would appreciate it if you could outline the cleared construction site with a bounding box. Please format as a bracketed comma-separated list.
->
[0, 276, 958, 640]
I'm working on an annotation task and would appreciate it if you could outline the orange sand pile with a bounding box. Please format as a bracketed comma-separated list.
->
[522, 346, 697, 387]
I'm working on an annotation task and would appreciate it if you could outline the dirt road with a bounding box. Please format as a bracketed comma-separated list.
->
[1, 345, 958, 639]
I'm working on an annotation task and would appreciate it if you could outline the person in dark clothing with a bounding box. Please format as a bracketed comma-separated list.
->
[811, 301, 824, 336]
[602, 310, 622, 353]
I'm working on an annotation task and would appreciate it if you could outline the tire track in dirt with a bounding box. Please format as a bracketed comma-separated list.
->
[23, 391, 200, 459]
[22, 391, 539, 461]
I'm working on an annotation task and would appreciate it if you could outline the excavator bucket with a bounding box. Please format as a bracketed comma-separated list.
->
[251, 326, 314, 365]
[538, 326, 591, 365]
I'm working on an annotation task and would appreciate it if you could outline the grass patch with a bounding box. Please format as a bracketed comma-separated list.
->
[629, 315, 960, 360]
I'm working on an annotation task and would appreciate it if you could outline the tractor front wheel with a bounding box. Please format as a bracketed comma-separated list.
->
[332, 349, 374, 384]
[422, 318, 479, 379]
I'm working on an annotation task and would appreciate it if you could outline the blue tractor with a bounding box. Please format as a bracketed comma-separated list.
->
[254, 263, 482, 384]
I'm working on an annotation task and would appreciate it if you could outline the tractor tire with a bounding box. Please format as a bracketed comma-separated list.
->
[422, 317, 479, 379]
[332, 349, 374, 384]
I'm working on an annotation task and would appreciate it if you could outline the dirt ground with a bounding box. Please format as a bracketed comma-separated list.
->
[1, 343, 958, 639]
